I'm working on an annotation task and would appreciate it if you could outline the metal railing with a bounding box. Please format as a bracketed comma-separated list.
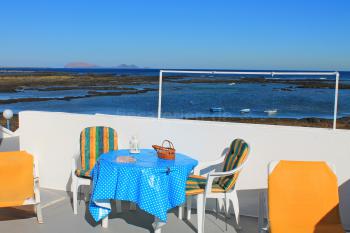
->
[157, 70, 340, 130]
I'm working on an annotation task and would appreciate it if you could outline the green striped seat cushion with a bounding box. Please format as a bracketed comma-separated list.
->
[75, 126, 118, 178]
[217, 139, 249, 191]
[185, 139, 249, 195]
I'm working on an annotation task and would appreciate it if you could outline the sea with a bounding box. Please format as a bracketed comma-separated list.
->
[0, 68, 349, 120]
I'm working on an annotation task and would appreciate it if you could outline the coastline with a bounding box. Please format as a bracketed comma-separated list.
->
[0, 88, 157, 104]
[185, 116, 350, 130]
[0, 73, 349, 105]
[1, 72, 350, 93]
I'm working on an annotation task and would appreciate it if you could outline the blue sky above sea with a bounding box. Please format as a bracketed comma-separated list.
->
[0, 0, 349, 70]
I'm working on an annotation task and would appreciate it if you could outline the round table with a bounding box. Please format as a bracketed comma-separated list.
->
[89, 149, 198, 227]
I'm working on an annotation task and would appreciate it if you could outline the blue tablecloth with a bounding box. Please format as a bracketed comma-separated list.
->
[89, 149, 198, 222]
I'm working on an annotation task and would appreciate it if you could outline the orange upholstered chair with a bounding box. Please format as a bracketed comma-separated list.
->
[0, 151, 42, 223]
[258, 160, 347, 233]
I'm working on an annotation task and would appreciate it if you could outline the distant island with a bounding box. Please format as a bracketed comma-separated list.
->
[64, 62, 100, 68]
[115, 64, 139, 69]
[64, 62, 140, 69]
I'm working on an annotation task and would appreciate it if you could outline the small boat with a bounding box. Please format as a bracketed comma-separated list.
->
[16, 86, 26, 92]
[240, 108, 251, 114]
[228, 82, 236, 86]
[264, 109, 278, 115]
[210, 107, 224, 112]
[319, 77, 327, 80]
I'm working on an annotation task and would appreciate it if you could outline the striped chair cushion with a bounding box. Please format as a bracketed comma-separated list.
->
[186, 175, 225, 196]
[75, 126, 118, 178]
[217, 139, 249, 191]
[75, 168, 93, 178]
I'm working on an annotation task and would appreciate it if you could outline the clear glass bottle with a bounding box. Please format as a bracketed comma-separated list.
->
[129, 135, 140, 154]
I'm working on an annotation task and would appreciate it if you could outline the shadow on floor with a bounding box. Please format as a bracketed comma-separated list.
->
[0, 205, 36, 221]
[83, 200, 155, 232]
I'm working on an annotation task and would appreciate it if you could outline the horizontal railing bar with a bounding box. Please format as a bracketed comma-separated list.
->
[160, 70, 338, 76]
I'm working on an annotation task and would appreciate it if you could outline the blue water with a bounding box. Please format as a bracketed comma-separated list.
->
[0, 68, 349, 119]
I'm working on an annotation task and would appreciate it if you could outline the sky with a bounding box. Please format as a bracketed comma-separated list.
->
[0, 0, 349, 70]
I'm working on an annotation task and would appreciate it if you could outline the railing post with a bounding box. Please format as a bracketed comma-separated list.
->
[157, 71, 163, 119]
[333, 72, 340, 130]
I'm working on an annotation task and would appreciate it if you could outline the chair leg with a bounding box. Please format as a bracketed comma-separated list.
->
[225, 196, 231, 217]
[178, 204, 184, 219]
[72, 178, 78, 215]
[102, 216, 108, 228]
[217, 198, 225, 214]
[36, 204, 43, 223]
[34, 179, 43, 223]
[223, 196, 228, 231]
[186, 197, 192, 220]
[153, 217, 165, 233]
[258, 191, 269, 233]
[231, 190, 240, 228]
[196, 194, 204, 233]
[84, 185, 91, 203]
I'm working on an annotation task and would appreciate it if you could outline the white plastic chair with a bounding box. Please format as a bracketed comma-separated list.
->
[71, 126, 121, 215]
[71, 154, 93, 214]
[179, 139, 250, 233]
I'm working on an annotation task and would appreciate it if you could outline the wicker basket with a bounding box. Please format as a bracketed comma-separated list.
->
[152, 140, 176, 160]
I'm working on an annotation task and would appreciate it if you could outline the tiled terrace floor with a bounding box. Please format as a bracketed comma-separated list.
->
[0, 189, 258, 233]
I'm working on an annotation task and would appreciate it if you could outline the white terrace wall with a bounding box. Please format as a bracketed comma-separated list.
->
[19, 111, 350, 228]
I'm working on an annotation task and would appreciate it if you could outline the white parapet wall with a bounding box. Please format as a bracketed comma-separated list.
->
[19, 111, 350, 227]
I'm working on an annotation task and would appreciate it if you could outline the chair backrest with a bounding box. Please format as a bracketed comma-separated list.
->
[80, 126, 118, 172]
[268, 160, 344, 233]
[0, 151, 34, 207]
[218, 138, 250, 191]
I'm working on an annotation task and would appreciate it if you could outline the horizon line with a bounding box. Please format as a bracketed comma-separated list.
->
[0, 66, 349, 72]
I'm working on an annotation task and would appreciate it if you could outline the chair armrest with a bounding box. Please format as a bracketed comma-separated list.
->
[193, 156, 225, 175]
[207, 162, 244, 178]
[204, 163, 246, 194]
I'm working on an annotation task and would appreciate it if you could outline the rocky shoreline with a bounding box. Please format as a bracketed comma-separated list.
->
[0, 88, 157, 104]
[0, 72, 348, 95]
[185, 116, 350, 129]
[171, 77, 350, 89]
[0, 74, 160, 93]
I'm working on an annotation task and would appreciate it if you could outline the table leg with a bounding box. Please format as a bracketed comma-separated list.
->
[102, 216, 108, 228]
[152, 217, 165, 233]
[178, 204, 183, 219]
